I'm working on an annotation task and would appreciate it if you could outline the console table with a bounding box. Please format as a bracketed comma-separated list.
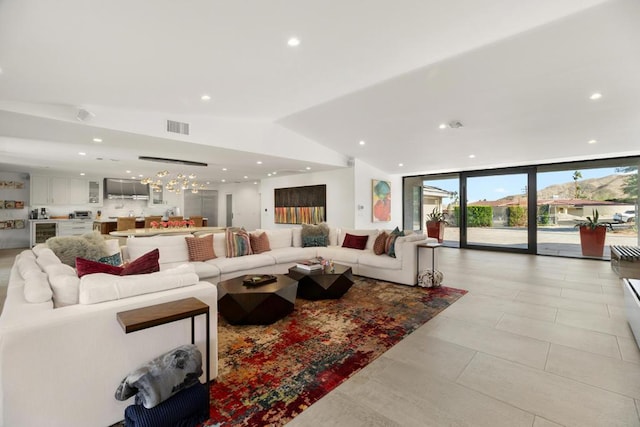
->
[116, 297, 211, 388]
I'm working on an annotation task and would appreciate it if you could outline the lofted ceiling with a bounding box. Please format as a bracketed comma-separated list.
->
[0, 0, 638, 186]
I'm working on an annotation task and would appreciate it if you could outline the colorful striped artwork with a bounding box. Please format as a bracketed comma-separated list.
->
[274, 206, 325, 224]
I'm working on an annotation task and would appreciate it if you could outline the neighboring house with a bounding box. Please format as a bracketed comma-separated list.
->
[423, 185, 456, 220]
[467, 197, 632, 226]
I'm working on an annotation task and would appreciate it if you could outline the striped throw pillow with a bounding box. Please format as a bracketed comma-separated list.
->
[185, 234, 216, 261]
[225, 228, 253, 258]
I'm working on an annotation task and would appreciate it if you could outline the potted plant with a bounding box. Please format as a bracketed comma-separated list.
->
[575, 209, 612, 257]
[426, 207, 447, 243]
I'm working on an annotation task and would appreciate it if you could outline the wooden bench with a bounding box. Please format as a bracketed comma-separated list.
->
[611, 245, 640, 279]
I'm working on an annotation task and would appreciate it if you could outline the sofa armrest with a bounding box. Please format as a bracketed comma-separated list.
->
[0, 283, 217, 427]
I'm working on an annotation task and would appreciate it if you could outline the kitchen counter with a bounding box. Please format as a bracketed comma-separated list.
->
[93, 217, 208, 235]
[110, 226, 224, 237]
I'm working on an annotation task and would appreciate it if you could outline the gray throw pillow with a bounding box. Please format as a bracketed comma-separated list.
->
[301, 223, 329, 247]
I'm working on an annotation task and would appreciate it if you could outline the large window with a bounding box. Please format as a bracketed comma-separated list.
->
[404, 157, 639, 259]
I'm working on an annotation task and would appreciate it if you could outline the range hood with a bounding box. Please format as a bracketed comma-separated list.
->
[104, 178, 150, 200]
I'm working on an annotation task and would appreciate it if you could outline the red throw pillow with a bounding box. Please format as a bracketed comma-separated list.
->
[342, 233, 369, 250]
[76, 257, 124, 278]
[121, 248, 160, 275]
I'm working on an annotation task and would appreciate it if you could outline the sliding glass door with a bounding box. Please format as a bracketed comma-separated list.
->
[460, 168, 536, 253]
[403, 156, 639, 259]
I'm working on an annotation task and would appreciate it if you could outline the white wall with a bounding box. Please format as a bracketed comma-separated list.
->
[0, 171, 30, 248]
[259, 168, 355, 230]
[353, 159, 403, 230]
[216, 182, 261, 231]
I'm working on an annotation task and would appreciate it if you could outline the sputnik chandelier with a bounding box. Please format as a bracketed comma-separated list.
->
[140, 170, 205, 194]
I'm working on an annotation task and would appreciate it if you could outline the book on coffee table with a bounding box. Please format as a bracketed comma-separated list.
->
[295, 259, 324, 271]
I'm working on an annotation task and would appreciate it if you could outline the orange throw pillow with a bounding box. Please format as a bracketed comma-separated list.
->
[185, 234, 216, 261]
[250, 232, 271, 254]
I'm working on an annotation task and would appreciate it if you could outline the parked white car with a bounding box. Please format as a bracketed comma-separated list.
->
[613, 209, 636, 223]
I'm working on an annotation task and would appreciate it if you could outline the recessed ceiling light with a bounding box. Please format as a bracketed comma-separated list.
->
[206, 181, 210, 185]
[256, 161, 262, 165]
[588, 139, 597, 144]
[0, 67, 3, 75]
[78, 152, 86, 156]
[125, 170, 131, 174]
[131, 176, 136, 179]
[221, 179, 226, 183]
[359, 140, 366, 146]
[305, 167, 311, 170]
[138, 174, 143, 177]
[469, 154, 476, 158]
[201, 94, 211, 101]
[398, 163, 403, 167]
[244, 175, 248, 179]
[438, 123, 447, 129]
[272, 171, 277, 175]
[589, 92, 602, 100]
[80, 172, 85, 176]
[287, 37, 300, 47]
[92, 137, 102, 143]
[267, 173, 272, 177]
[222, 168, 227, 171]
[253, 181, 258, 185]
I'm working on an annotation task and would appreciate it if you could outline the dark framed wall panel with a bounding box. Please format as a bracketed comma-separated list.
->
[274, 184, 326, 224]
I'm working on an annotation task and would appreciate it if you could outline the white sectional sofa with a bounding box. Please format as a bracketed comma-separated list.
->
[123, 226, 434, 286]
[0, 225, 431, 427]
[0, 244, 218, 427]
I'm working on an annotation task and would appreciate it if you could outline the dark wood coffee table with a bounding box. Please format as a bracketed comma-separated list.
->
[288, 263, 354, 300]
[217, 274, 298, 325]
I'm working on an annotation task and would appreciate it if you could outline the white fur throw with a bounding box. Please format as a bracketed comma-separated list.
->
[46, 231, 109, 267]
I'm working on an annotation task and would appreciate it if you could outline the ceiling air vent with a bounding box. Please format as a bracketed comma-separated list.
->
[166, 119, 190, 135]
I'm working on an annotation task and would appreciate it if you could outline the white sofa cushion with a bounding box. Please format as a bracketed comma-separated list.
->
[208, 254, 275, 274]
[34, 248, 63, 270]
[316, 246, 361, 264]
[44, 263, 81, 307]
[267, 247, 318, 264]
[338, 229, 379, 250]
[127, 235, 190, 265]
[357, 252, 402, 269]
[78, 264, 200, 304]
[17, 256, 53, 304]
[212, 233, 226, 258]
[259, 228, 292, 250]
[177, 261, 220, 280]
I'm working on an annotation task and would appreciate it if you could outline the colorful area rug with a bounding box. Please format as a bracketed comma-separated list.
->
[204, 276, 466, 426]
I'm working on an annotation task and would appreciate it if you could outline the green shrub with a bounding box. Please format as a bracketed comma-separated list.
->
[537, 204, 550, 225]
[467, 206, 493, 227]
[508, 206, 527, 227]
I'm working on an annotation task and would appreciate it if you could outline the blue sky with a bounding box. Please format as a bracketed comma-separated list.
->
[424, 167, 619, 204]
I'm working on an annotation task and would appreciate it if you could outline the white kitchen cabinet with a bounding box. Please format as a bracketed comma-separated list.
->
[57, 220, 94, 236]
[30, 175, 51, 206]
[30, 175, 102, 206]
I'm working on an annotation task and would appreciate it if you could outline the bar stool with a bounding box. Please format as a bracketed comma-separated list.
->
[117, 217, 136, 231]
[189, 216, 203, 227]
[144, 216, 162, 228]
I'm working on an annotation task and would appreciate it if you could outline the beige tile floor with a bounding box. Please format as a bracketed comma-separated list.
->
[2, 247, 640, 426]
[288, 248, 640, 427]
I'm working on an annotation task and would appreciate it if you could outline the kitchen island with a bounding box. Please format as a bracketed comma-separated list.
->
[94, 217, 208, 235]
[109, 226, 223, 237]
